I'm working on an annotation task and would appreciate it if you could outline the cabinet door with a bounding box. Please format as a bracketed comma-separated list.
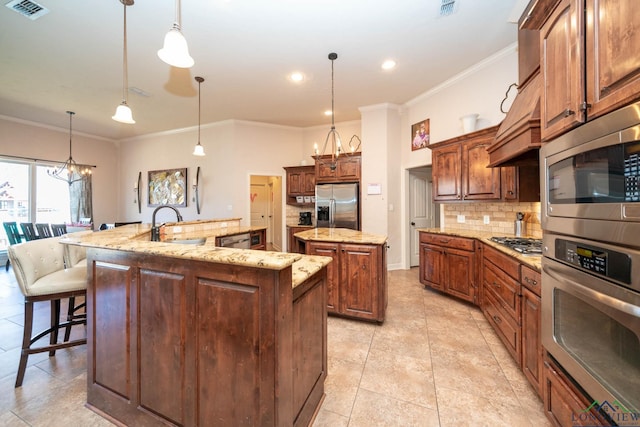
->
[307, 241, 340, 313]
[419, 243, 444, 291]
[303, 171, 316, 195]
[462, 141, 500, 201]
[337, 155, 361, 181]
[432, 144, 462, 201]
[522, 287, 542, 397]
[443, 247, 476, 304]
[288, 171, 303, 195]
[540, 0, 585, 141]
[340, 243, 379, 320]
[315, 162, 337, 182]
[585, 0, 640, 120]
[501, 166, 518, 200]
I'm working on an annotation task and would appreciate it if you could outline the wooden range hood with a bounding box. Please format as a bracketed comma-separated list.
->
[487, 71, 542, 167]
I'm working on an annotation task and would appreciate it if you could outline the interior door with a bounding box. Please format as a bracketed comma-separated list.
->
[409, 168, 433, 267]
[250, 182, 268, 233]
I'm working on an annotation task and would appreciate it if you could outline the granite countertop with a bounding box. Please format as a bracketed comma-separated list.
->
[294, 227, 387, 245]
[417, 228, 541, 271]
[62, 221, 331, 287]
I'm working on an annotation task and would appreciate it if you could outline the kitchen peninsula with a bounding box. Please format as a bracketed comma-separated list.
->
[295, 228, 388, 323]
[62, 219, 331, 427]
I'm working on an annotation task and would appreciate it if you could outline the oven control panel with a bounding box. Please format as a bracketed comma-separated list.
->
[555, 239, 632, 284]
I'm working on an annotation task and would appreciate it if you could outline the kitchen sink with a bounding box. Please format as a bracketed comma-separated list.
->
[164, 237, 207, 245]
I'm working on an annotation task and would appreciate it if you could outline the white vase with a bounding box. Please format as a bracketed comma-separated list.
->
[461, 113, 479, 133]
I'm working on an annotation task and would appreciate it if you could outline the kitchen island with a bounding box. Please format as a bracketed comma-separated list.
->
[295, 228, 388, 323]
[63, 220, 331, 427]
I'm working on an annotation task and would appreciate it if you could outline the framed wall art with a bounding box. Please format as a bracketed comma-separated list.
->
[411, 118, 430, 151]
[148, 168, 187, 207]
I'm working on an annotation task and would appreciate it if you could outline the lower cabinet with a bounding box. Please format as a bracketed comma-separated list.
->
[521, 265, 542, 396]
[543, 355, 608, 427]
[306, 240, 387, 322]
[287, 225, 313, 253]
[419, 232, 477, 304]
[250, 229, 266, 250]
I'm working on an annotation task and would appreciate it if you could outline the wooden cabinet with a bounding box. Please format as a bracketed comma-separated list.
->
[543, 355, 608, 426]
[540, 0, 640, 141]
[287, 225, 312, 253]
[419, 232, 477, 304]
[482, 244, 522, 364]
[522, 265, 542, 396]
[314, 153, 361, 183]
[284, 165, 316, 206]
[429, 126, 538, 202]
[306, 239, 387, 322]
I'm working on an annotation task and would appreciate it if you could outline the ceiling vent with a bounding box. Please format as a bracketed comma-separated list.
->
[439, 0, 458, 17]
[5, 0, 49, 20]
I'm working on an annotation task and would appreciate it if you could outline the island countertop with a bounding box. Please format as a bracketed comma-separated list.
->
[61, 220, 331, 287]
[294, 227, 387, 245]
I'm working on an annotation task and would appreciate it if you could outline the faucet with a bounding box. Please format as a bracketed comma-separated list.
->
[151, 205, 183, 241]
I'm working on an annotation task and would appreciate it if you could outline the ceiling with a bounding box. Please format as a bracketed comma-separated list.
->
[0, 0, 527, 141]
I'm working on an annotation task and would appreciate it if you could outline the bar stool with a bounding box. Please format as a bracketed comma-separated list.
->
[7, 237, 87, 387]
[3, 222, 22, 271]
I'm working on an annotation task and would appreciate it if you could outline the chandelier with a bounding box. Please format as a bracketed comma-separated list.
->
[48, 111, 91, 186]
[314, 53, 361, 170]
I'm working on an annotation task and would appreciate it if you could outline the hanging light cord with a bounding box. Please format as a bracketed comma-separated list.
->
[330, 56, 335, 130]
[121, 2, 129, 103]
[174, 0, 182, 29]
[197, 78, 201, 144]
[68, 110, 75, 159]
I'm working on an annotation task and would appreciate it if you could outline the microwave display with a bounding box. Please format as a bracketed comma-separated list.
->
[548, 140, 640, 204]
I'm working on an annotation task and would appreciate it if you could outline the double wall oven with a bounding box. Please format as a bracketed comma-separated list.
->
[540, 101, 640, 415]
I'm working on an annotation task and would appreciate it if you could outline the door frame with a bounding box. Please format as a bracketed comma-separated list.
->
[405, 165, 439, 269]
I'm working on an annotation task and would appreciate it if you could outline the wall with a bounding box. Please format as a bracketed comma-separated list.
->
[0, 116, 119, 228]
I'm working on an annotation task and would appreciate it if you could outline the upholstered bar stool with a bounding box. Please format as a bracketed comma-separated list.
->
[8, 237, 87, 387]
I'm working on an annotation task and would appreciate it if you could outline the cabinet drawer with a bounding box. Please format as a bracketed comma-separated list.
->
[483, 290, 521, 365]
[484, 259, 521, 321]
[521, 264, 541, 297]
[483, 244, 520, 280]
[420, 233, 475, 251]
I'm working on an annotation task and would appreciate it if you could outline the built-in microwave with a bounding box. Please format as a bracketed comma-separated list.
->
[541, 101, 640, 247]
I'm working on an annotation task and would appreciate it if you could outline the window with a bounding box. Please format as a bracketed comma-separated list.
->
[0, 159, 75, 250]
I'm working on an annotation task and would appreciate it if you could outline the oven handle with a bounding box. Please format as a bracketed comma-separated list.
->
[543, 261, 640, 318]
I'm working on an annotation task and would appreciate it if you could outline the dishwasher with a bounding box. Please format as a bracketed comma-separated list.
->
[219, 233, 251, 249]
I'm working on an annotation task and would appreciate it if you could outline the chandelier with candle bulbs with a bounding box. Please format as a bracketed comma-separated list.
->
[48, 111, 92, 186]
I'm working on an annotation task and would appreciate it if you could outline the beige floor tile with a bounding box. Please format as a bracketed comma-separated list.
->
[348, 388, 440, 427]
[322, 356, 364, 416]
[312, 408, 350, 427]
[359, 349, 437, 409]
[0, 411, 29, 426]
[436, 386, 533, 427]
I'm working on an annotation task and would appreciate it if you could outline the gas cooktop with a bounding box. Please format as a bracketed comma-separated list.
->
[490, 237, 543, 256]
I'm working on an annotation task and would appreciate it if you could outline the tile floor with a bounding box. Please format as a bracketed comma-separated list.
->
[0, 267, 550, 426]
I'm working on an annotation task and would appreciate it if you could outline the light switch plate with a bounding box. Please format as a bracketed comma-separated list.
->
[457, 215, 465, 223]
[483, 215, 490, 225]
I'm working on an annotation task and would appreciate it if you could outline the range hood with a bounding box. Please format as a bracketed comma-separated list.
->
[487, 72, 542, 167]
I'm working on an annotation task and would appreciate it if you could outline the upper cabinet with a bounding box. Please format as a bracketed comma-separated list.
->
[284, 165, 315, 206]
[314, 153, 361, 183]
[429, 126, 539, 202]
[540, 0, 640, 141]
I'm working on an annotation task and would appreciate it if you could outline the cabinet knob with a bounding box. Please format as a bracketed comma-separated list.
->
[411, 222, 416, 226]
[507, 190, 514, 195]
[493, 281, 501, 288]
[456, 194, 461, 199]
[525, 277, 538, 286]
[493, 315, 502, 324]
[564, 109, 576, 117]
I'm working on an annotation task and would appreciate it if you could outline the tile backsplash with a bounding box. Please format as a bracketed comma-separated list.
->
[441, 202, 541, 238]
[286, 204, 315, 226]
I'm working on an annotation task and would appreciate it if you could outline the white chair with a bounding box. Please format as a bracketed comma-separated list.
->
[8, 237, 87, 387]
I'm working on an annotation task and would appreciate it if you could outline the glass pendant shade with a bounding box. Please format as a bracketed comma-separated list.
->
[193, 143, 205, 156]
[112, 101, 135, 124]
[158, 25, 194, 68]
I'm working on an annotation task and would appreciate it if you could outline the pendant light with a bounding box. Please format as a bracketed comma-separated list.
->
[48, 111, 92, 186]
[157, 0, 194, 68]
[112, 0, 135, 124]
[193, 76, 205, 156]
[314, 53, 361, 170]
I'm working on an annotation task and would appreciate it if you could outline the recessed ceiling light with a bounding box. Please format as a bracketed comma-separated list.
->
[381, 59, 396, 70]
[324, 110, 333, 116]
[289, 72, 305, 83]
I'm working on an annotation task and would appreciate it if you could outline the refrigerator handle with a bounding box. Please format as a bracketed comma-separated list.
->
[330, 198, 335, 227]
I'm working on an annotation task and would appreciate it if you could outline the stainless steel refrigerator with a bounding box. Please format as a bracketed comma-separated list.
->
[315, 183, 359, 230]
